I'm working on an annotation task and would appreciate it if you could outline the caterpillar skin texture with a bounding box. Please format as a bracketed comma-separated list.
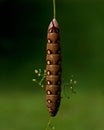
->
[46, 18, 62, 117]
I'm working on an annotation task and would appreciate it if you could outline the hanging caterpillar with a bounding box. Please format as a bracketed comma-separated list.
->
[32, 0, 77, 122]
[46, 18, 62, 117]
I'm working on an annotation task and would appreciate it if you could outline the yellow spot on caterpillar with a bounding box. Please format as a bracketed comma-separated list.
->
[47, 90, 51, 95]
[47, 50, 51, 54]
[47, 60, 51, 65]
[48, 39, 51, 43]
[47, 81, 51, 85]
[47, 99, 51, 103]
[47, 71, 51, 75]
[49, 29, 52, 33]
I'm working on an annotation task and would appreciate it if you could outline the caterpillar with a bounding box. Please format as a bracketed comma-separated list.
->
[46, 18, 62, 117]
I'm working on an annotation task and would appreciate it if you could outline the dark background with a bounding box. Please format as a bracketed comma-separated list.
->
[0, 0, 104, 129]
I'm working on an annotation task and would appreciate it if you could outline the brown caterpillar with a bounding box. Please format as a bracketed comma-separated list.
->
[46, 18, 62, 116]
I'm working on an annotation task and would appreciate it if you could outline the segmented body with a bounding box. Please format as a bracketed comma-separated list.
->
[46, 18, 62, 116]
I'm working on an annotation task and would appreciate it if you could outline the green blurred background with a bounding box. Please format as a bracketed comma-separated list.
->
[0, 0, 104, 129]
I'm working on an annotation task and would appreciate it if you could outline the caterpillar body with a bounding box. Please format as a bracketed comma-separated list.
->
[46, 18, 62, 117]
